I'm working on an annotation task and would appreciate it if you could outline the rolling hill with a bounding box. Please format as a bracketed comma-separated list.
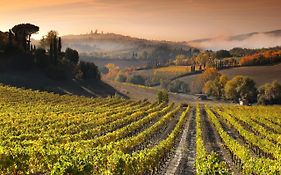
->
[62, 32, 198, 59]
[176, 63, 281, 91]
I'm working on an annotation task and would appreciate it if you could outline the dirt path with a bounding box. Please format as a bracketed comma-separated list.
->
[163, 107, 196, 175]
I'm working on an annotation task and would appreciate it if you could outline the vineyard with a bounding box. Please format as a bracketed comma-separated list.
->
[0, 85, 281, 175]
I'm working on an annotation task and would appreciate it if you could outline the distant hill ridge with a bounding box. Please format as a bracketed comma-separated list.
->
[59, 32, 198, 61]
[187, 29, 281, 50]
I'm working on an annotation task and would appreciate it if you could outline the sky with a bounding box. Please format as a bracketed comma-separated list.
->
[1, 0, 281, 41]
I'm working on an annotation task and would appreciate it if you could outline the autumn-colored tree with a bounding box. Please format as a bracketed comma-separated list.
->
[195, 51, 215, 69]
[103, 63, 120, 80]
[203, 75, 228, 98]
[240, 49, 281, 66]
[192, 67, 221, 93]
[175, 55, 186, 66]
[200, 67, 221, 83]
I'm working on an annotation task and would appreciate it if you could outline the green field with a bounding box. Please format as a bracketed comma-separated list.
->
[0, 85, 280, 174]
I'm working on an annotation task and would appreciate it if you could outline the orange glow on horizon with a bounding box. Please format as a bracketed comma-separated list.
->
[1, 0, 281, 41]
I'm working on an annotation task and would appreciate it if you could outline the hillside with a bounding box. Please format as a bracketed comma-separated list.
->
[61, 32, 199, 67]
[176, 63, 281, 89]
[0, 70, 119, 97]
[62, 32, 196, 58]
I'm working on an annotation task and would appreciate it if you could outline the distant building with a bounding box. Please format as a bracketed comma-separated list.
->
[239, 98, 249, 106]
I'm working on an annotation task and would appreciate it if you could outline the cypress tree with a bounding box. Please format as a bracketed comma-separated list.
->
[50, 40, 54, 63]
[53, 37, 58, 65]
[58, 37, 62, 53]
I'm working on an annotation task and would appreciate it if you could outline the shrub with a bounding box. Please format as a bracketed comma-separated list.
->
[157, 90, 169, 104]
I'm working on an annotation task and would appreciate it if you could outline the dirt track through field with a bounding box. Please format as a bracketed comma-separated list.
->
[164, 107, 196, 175]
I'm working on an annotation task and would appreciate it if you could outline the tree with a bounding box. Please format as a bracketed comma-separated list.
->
[175, 55, 186, 66]
[40, 30, 58, 49]
[203, 75, 228, 98]
[104, 63, 120, 80]
[194, 67, 221, 93]
[258, 81, 281, 105]
[157, 90, 169, 103]
[77, 61, 100, 80]
[215, 50, 231, 59]
[12, 23, 39, 52]
[195, 51, 215, 69]
[224, 76, 257, 103]
[65, 48, 79, 64]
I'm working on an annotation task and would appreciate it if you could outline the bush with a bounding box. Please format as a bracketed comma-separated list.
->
[258, 81, 281, 105]
[168, 80, 189, 93]
[127, 75, 145, 85]
[157, 90, 169, 103]
[224, 76, 257, 103]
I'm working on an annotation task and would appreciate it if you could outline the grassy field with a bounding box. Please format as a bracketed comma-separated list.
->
[0, 85, 280, 174]
[177, 63, 281, 87]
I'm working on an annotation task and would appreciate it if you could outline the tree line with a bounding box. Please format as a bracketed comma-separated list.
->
[201, 68, 281, 105]
[0, 23, 100, 81]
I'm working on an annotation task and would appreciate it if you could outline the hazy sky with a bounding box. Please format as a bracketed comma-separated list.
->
[1, 0, 281, 41]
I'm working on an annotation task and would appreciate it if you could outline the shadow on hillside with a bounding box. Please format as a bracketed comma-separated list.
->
[0, 70, 128, 99]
